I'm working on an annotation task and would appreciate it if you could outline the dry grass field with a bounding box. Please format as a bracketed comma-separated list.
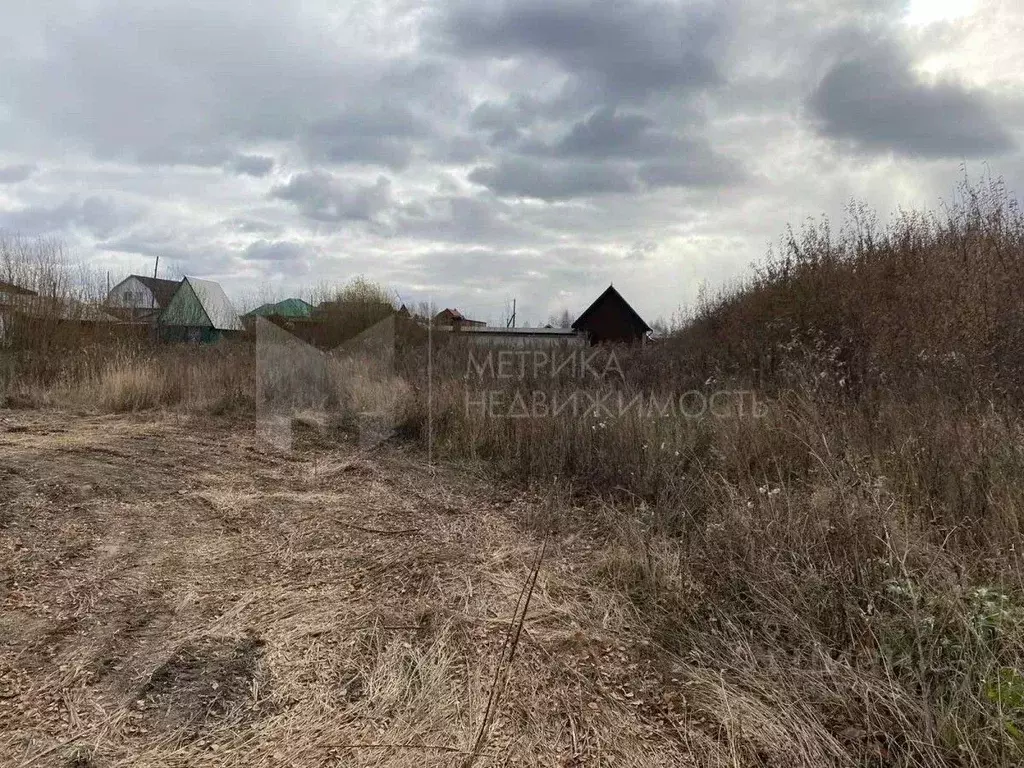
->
[0, 411, 726, 768]
[5, 182, 1024, 767]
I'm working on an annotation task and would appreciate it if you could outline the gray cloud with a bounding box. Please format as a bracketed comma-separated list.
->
[270, 171, 394, 223]
[224, 217, 285, 236]
[394, 193, 542, 246]
[469, 99, 539, 133]
[639, 152, 748, 189]
[99, 235, 238, 278]
[0, 195, 142, 238]
[436, 134, 489, 164]
[135, 145, 234, 168]
[553, 108, 665, 158]
[131, 145, 278, 178]
[0, 163, 36, 184]
[626, 239, 658, 261]
[469, 157, 635, 200]
[0, 0, 1020, 322]
[408, 244, 606, 292]
[438, 0, 728, 101]
[302, 106, 429, 170]
[0, 3, 459, 172]
[808, 45, 1016, 158]
[230, 154, 275, 177]
[243, 239, 311, 264]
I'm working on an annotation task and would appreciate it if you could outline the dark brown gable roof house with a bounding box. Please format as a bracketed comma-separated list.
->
[571, 284, 651, 345]
[132, 276, 181, 309]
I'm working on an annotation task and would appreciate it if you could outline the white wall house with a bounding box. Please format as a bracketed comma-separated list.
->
[106, 275, 181, 313]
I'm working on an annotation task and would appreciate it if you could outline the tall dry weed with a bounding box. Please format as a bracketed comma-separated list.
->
[389, 178, 1024, 765]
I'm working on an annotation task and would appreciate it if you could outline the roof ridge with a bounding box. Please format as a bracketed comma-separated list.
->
[571, 284, 651, 334]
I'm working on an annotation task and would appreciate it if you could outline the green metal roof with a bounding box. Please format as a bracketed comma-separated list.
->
[159, 277, 243, 331]
[246, 298, 315, 319]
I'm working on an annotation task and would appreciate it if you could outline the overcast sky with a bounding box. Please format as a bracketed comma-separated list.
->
[1, 0, 1022, 324]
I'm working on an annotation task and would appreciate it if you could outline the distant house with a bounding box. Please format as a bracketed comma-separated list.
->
[106, 275, 181, 320]
[243, 298, 317, 342]
[158, 276, 243, 343]
[459, 325, 584, 347]
[571, 285, 651, 345]
[434, 308, 486, 330]
[245, 298, 315, 320]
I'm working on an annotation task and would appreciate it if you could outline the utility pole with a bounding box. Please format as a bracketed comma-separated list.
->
[151, 256, 160, 315]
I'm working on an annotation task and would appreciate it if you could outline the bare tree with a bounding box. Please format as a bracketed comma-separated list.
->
[547, 309, 574, 328]
[415, 300, 434, 321]
[0, 233, 75, 298]
[649, 316, 670, 337]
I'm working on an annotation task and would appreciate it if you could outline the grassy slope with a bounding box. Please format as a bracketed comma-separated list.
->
[396, 178, 1024, 766]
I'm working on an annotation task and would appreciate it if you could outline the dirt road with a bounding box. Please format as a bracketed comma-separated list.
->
[0, 412, 694, 767]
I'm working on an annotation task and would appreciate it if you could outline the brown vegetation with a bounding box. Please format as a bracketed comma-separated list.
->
[391, 178, 1024, 766]
[3, 178, 1024, 765]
